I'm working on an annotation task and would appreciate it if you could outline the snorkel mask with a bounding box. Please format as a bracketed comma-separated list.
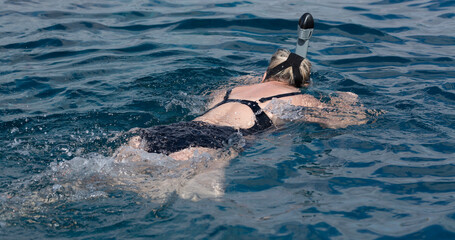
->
[264, 13, 314, 87]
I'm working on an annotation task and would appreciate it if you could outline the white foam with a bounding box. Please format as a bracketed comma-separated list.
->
[0, 143, 238, 223]
[7, 138, 22, 148]
[163, 91, 206, 116]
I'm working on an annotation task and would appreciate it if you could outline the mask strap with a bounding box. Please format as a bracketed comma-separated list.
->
[264, 53, 304, 87]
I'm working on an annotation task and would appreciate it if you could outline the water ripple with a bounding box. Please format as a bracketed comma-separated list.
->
[33, 48, 99, 60]
[377, 225, 455, 240]
[174, 18, 295, 31]
[1, 38, 75, 49]
[317, 22, 402, 43]
[1, 0, 455, 239]
[40, 21, 111, 32]
[374, 164, 455, 177]
[362, 13, 410, 20]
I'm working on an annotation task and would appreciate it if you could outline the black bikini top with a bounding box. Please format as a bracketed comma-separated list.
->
[205, 89, 302, 135]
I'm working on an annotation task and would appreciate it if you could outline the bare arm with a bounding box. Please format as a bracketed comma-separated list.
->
[302, 92, 368, 128]
[267, 92, 368, 129]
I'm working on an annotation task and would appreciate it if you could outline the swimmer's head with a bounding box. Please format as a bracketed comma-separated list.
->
[263, 49, 311, 88]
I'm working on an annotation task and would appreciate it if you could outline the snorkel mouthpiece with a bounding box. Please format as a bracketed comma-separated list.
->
[296, 13, 314, 58]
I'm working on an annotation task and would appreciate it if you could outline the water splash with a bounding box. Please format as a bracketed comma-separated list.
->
[0, 144, 239, 226]
[264, 91, 377, 129]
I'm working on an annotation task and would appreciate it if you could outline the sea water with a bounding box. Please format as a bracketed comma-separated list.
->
[1, 0, 455, 239]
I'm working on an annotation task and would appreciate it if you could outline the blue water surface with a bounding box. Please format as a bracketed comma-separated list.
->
[1, 0, 455, 239]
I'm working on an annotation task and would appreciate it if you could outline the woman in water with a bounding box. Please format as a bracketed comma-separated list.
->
[121, 48, 367, 161]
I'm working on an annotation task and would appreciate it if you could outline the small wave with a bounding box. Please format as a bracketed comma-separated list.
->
[374, 164, 455, 178]
[343, 6, 369, 12]
[408, 69, 455, 80]
[386, 181, 455, 194]
[39, 21, 110, 32]
[32, 49, 99, 61]
[216, 41, 278, 54]
[336, 79, 377, 96]
[378, 225, 455, 240]
[423, 86, 455, 102]
[392, 100, 418, 110]
[400, 157, 447, 162]
[1, 38, 74, 49]
[327, 56, 411, 68]
[329, 177, 384, 193]
[439, 13, 455, 19]
[317, 22, 403, 43]
[113, 43, 159, 53]
[26, 10, 162, 20]
[362, 13, 409, 20]
[422, 141, 455, 154]
[370, 0, 414, 5]
[174, 18, 295, 31]
[410, 35, 455, 46]
[111, 22, 172, 31]
[424, 1, 455, 11]
[320, 45, 371, 55]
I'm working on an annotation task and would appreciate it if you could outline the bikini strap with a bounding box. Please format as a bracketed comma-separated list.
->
[203, 88, 233, 114]
[203, 89, 298, 133]
[226, 99, 273, 133]
[223, 89, 232, 101]
[258, 91, 302, 103]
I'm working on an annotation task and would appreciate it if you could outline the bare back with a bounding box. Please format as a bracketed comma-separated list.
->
[194, 81, 322, 129]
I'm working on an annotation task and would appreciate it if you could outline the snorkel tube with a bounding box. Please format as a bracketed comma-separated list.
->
[264, 13, 314, 86]
[295, 13, 314, 58]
